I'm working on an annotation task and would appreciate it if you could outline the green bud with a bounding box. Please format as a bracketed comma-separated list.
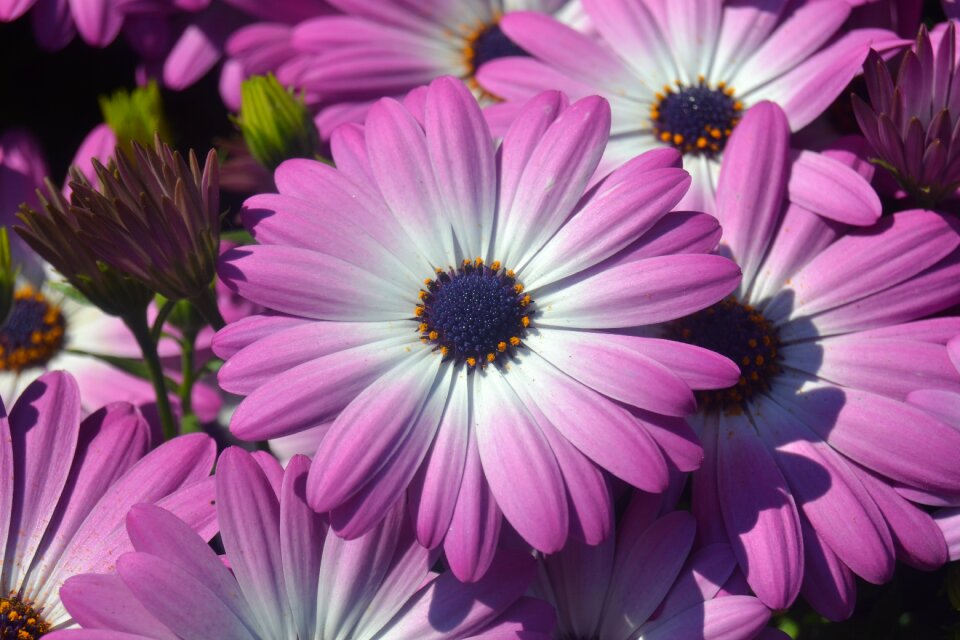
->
[99, 81, 171, 159]
[154, 294, 206, 333]
[0, 228, 19, 327]
[237, 73, 320, 171]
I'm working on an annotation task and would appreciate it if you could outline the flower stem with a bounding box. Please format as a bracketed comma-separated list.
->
[178, 325, 201, 434]
[125, 309, 178, 440]
[151, 297, 177, 345]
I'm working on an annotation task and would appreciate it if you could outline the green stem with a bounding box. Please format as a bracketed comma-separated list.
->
[190, 289, 226, 331]
[125, 309, 178, 440]
[151, 298, 177, 345]
[178, 325, 201, 433]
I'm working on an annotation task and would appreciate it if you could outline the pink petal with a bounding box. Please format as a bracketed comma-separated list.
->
[717, 411, 803, 610]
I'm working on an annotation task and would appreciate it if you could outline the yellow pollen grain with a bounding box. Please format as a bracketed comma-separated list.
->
[521, 317, 530, 327]
[660, 131, 672, 142]
[418, 323, 428, 333]
[418, 290, 427, 300]
[741, 356, 751, 366]
[510, 336, 521, 346]
[497, 341, 507, 352]
[414, 307, 424, 317]
[490, 260, 501, 271]
[747, 339, 757, 348]
[423, 278, 433, 285]
[520, 294, 531, 306]
[429, 331, 439, 340]
[486, 353, 496, 362]
[466, 357, 477, 367]
[673, 133, 684, 145]
[440, 346, 449, 356]
[755, 355, 765, 365]
[506, 269, 515, 278]
[474, 257, 483, 266]
[513, 283, 524, 294]
[696, 137, 707, 149]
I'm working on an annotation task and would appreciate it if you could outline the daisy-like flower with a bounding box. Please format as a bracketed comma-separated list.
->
[659, 100, 960, 618]
[278, 0, 585, 137]
[476, 0, 904, 212]
[47, 447, 555, 640]
[215, 77, 742, 580]
[0, 370, 217, 637]
[907, 334, 960, 560]
[853, 21, 960, 207]
[537, 492, 773, 640]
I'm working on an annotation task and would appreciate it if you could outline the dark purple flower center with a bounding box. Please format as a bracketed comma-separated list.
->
[651, 79, 742, 156]
[0, 288, 66, 372]
[467, 23, 529, 72]
[416, 259, 532, 368]
[665, 296, 781, 412]
[0, 593, 50, 639]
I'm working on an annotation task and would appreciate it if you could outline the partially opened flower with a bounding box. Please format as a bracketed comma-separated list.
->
[537, 492, 772, 640]
[477, 0, 904, 211]
[907, 334, 960, 560]
[215, 77, 742, 580]
[48, 447, 554, 640]
[68, 137, 221, 312]
[659, 100, 960, 618]
[0, 370, 217, 637]
[281, 0, 585, 137]
[853, 21, 960, 206]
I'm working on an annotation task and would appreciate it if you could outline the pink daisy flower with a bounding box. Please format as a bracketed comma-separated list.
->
[214, 77, 742, 580]
[0, 370, 216, 636]
[661, 100, 960, 618]
[47, 447, 555, 640]
[276, 0, 586, 137]
[477, 0, 905, 212]
[537, 491, 773, 640]
[907, 334, 960, 560]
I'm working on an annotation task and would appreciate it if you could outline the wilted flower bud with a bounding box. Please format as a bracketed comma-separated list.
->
[853, 23, 960, 206]
[99, 81, 171, 160]
[237, 73, 320, 171]
[16, 179, 153, 317]
[68, 135, 221, 306]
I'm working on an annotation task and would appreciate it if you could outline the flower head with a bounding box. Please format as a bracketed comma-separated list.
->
[272, 0, 581, 137]
[664, 101, 960, 619]
[477, 0, 905, 211]
[16, 179, 154, 318]
[0, 370, 217, 635]
[853, 21, 960, 206]
[538, 492, 772, 640]
[215, 77, 742, 580]
[48, 447, 554, 640]
[68, 136, 221, 304]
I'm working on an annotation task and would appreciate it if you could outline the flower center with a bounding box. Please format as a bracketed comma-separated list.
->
[650, 78, 743, 156]
[465, 22, 529, 74]
[0, 593, 50, 639]
[664, 297, 781, 413]
[0, 288, 66, 373]
[416, 258, 532, 368]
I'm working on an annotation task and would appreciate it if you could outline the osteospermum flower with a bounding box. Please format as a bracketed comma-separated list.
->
[277, 0, 585, 137]
[537, 492, 772, 640]
[476, 0, 904, 211]
[47, 447, 555, 640]
[907, 334, 960, 560]
[659, 100, 960, 618]
[215, 77, 742, 580]
[0, 370, 217, 637]
[853, 21, 960, 206]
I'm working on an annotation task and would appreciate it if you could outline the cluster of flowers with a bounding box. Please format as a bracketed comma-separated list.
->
[2, 0, 960, 638]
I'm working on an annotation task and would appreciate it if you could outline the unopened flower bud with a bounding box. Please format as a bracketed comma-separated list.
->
[237, 73, 320, 171]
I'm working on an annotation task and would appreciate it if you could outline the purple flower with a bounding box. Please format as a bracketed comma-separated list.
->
[0, 129, 49, 282]
[907, 334, 960, 561]
[271, 0, 584, 137]
[662, 100, 960, 619]
[48, 447, 554, 640]
[477, 0, 905, 212]
[0, 370, 216, 635]
[214, 77, 742, 580]
[0, 0, 124, 49]
[853, 21, 960, 207]
[537, 492, 772, 640]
